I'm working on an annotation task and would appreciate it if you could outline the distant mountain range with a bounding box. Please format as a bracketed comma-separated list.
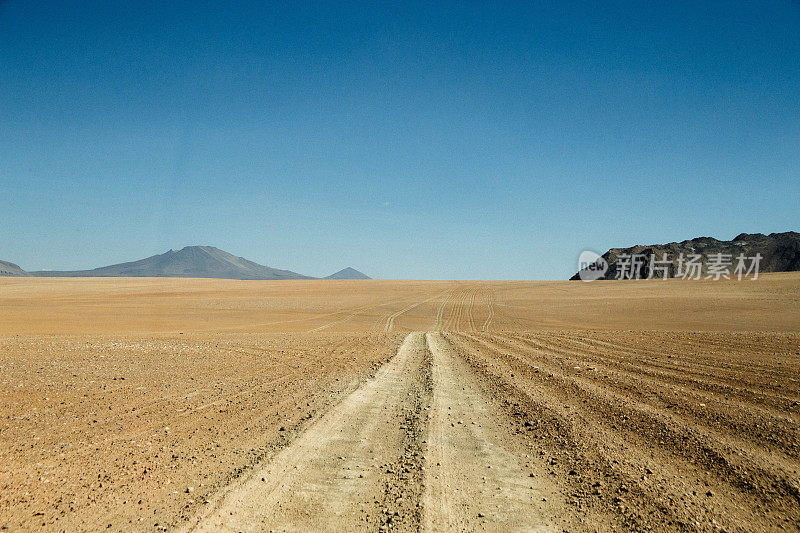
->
[571, 231, 800, 280]
[0, 246, 371, 280]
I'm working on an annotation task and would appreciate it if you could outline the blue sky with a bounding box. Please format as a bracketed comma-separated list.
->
[2, 1, 798, 279]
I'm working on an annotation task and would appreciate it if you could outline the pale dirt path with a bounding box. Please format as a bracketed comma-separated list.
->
[181, 333, 428, 532]
[181, 331, 571, 532]
[422, 332, 569, 532]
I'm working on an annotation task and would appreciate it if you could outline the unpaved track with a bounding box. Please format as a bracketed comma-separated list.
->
[183, 332, 578, 532]
[183, 333, 428, 532]
[422, 333, 570, 532]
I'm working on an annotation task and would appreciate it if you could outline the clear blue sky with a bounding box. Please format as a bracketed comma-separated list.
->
[2, 1, 798, 280]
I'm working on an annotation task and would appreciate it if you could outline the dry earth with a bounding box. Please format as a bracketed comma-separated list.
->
[1, 274, 798, 531]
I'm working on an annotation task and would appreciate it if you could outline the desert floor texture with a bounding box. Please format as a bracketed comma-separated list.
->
[1, 274, 799, 532]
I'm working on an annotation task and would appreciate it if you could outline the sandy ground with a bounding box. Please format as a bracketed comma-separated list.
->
[1, 274, 798, 531]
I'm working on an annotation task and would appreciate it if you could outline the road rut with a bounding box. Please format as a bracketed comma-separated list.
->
[183, 333, 428, 532]
[183, 332, 572, 532]
[422, 332, 568, 532]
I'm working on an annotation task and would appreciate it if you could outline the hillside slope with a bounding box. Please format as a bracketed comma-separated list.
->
[30, 246, 312, 280]
[0, 260, 30, 276]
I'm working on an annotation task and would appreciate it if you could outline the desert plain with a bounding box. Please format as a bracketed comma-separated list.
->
[1, 274, 799, 532]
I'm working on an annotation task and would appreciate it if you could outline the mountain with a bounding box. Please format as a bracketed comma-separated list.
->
[325, 267, 371, 280]
[571, 231, 800, 280]
[29, 246, 313, 280]
[0, 260, 30, 276]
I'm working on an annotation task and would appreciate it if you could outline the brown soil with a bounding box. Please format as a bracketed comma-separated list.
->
[0, 274, 798, 531]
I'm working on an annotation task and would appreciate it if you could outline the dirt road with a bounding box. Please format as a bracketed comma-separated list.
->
[181, 333, 588, 532]
[179, 329, 799, 532]
[422, 332, 574, 532]
[183, 332, 430, 532]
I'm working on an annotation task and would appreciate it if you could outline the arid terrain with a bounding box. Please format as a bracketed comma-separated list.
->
[1, 275, 799, 531]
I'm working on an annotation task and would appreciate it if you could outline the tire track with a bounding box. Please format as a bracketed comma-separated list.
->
[481, 291, 495, 332]
[422, 332, 571, 531]
[446, 289, 467, 332]
[465, 289, 478, 332]
[471, 332, 800, 469]
[513, 333, 800, 411]
[182, 331, 583, 532]
[182, 333, 429, 532]
[448, 332, 800, 531]
[384, 292, 446, 332]
[432, 288, 454, 331]
[307, 297, 410, 333]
